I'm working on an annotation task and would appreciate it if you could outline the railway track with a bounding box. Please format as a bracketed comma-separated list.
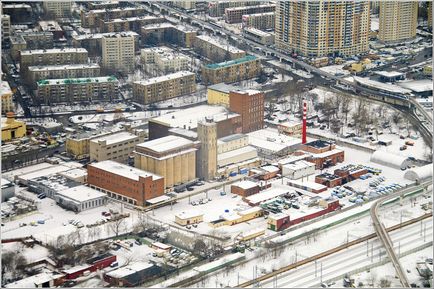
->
[237, 212, 432, 288]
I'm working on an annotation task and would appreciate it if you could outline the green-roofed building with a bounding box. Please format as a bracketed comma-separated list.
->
[201, 55, 261, 85]
[36, 76, 119, 104]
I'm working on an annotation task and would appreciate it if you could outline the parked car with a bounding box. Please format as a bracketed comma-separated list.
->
[400, 145, 407, 151]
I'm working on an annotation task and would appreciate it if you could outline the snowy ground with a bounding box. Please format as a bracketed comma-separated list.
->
[29, 102, 132, 115]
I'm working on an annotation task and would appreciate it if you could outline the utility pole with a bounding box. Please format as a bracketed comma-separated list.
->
[366, 240, 369, 256]
[315, 260, 318, 277]
[320, 262, 323, 284]
[371, 243, 373, 262]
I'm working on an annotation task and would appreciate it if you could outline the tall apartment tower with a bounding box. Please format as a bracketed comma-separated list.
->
[197, 118, 217, 181]
[102, 33, 135, 74]
[43, 1, 72, 18]
[275, 1, 370, 57]
[378, 2, 418, 43]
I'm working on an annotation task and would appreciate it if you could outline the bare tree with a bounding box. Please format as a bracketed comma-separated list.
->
[108, 218, 127, 237]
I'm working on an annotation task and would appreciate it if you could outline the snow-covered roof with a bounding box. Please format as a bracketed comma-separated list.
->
[268, 213, 289, 221]
[232, 180, 258, 190]
[37, 76, 118, 86]
[56, 185, 106, 203]
[196, 35, 244, 54]
[89, 160, 162, 181]
[136, 135, 194, 154]
[208, 83, 241, 94]
[397, 79, 433, 93]
[247, 128, 301, 153]
[353, 76, 412, 95]
[217, 145, 257, 162]
[243, 27, 273, 37]
[150, 105, 238, 130]
[106, 262, 154, 279]
[193, 253, 244, 273]
[261, 165, 279, 173]
[5, 272, 64, 288]
[277, 154, 309, 166]
[18, 165, 73, 182]
[134, 71, 194, 86]
[0, 81, 12, 96]
[226, 4, 275, 12]
[176, 210, 203, 220]
[146, 195, 171, 204]
[218, 134, 247, 143]
[370, 150, 409, 169]
[404, 164, 433, 182]
[142, 22, 175, 30]
[242, 12, 274, 18]
[90, 131, 138, 145]
[1, 178, 12, 188]
[28, 63, 100, 72]
[282, 160, 315, 170]
[238, 206, 262, 215]
[287, 179, 327, 191]
[245, 188, 290, 204]
[62, 264, 91, 274]
[21, 48, 87, 56]
[59, 168, 87, 180]
[103, 15, 162, 23]
[374, 71, 405, 78]
[73, 31, 139, 40]
[312, 148, 344, 158]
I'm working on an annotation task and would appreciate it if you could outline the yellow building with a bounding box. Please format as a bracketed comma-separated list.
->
[208, 206, 263, 228]
[66, 129, 121, 159]
[423, 65, 432, 76]
[1, 81, 13, 114]
[134, 135, 197, 188]
[175, 211, 203, 226]
[379, 2, 418, 43]
[207, 83, 240, 107]
[1, 112, 26, 141]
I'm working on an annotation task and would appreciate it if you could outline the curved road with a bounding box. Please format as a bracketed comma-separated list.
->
[370, 181, 431, 288]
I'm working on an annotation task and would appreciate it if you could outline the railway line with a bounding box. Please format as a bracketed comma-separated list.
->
[235, 212, 431, 288]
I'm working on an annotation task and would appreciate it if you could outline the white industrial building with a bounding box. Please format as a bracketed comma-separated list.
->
[282, 160, 316, 180]
[404, 164, 433, 182]
[247, 128, 301, 160]
[54, 185, 107, 212]
[1, 178, 15, 202]
[370, 150, 410, 170]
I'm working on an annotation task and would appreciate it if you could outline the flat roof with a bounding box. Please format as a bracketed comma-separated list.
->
[28, 63, 100, 72]
[208, 83, 241, 94]
[245, 188, 290, 204]
[243, 27, 272, 37]
[238, 206, 262, 215]
[217, 145, 257, 162]
[282, 160, 315, 170]
[288, 179, 328, 191]
[232, 180, 258, 190]
[56, 185, 107, 202]
[205, 55, 257, 70]
[277, 154, 309, 166]
[226, 4, 275, 12]
[353, 76, 412, 95]
[37, 76, 118, 86]
[104, 15, 162, 23]
[21, 48, 87, 56]
[5, 272, 64, 288]
[73, 31, 139, 40]
[313, 148, 344, 158]
[247, 128, 301, 153]
[136, 135, 194, 153]
[218, 134, 247, 143]
[91, 131, 138, 145]
[196, 35, 245, 54]
[90, 160, 162, 181]
[150, 105, 238, 130]
[146, 195, 171, 204]
[176, 210, 203, 219]
[106, 262, 154, 279]
[374, 71, 405, 78]
[59, 168, 87, 179]
[397, 79, 433, 93]
[134, 71, 194, 86]
[242, 12, 274, 18]
[18, 165, 73, 182]
[261, 165, 279, 173]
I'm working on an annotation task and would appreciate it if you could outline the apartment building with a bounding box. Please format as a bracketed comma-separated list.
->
[242, 27, 274, 45]
[208, 1, 258, 17]
[242, 12, 275, 30]
[43, 1, 72, 18]
[140, 46, 189, 73]
[38, 21, 64, 40]
[378, 2, 418, 43]
[102, 33, 135, 73]
[193, 35, 246, 62]
[20, 48, 88, 74]
[36, 76, 119, 104]
[2, 4, 32, 24]
[72, 31, 139, 56]
[90, 130, 146, 163]
[141, 23, 197, 48]
[80, 7, 147, 28]
[133, 71, 196, 104]
[225, 4, 276, 24]
[98, 16, 164, 33]
[1, 15, 11, 43]
[173, 1, 196, 11]
[1, 81, 13, 114]
[275, 1, 370, 57]
[10, 32, 54, 60]
[229, 89, 264, 133]
[26, 63, 101, 88]
[201, 55, 261, 85]
[88, 160, 164, 206]
[134, 136, 197, 188]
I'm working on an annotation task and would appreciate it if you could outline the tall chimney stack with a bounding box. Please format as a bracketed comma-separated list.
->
[302, 99, 307, 144]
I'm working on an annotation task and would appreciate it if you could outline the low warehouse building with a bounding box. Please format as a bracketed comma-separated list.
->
[267, 213, 290, 231]
[315, 173, 343, 188]
[209, 206, 263, 227]
[370, 150, 410, 170]
[404, 164, 433, 183]
[54, 185, 107, 212]
[1, 178, 15, 202]
[287, 180, 328, 194]
[231, 180, 260, 197]
[282, 160, 315, 180]
[302, 140, 345, 169]
[175, 211, 203, 226]
[105, 262, 165, 287]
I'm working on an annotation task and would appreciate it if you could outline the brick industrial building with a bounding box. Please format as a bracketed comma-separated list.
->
[201, 55, 261, 85]
[88, 160, 164, 206]
[301, 140, 345, 169]
[229, 89, 264, 133]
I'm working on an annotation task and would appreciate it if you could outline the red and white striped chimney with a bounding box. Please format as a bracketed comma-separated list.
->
[302, 100, 307, 144]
